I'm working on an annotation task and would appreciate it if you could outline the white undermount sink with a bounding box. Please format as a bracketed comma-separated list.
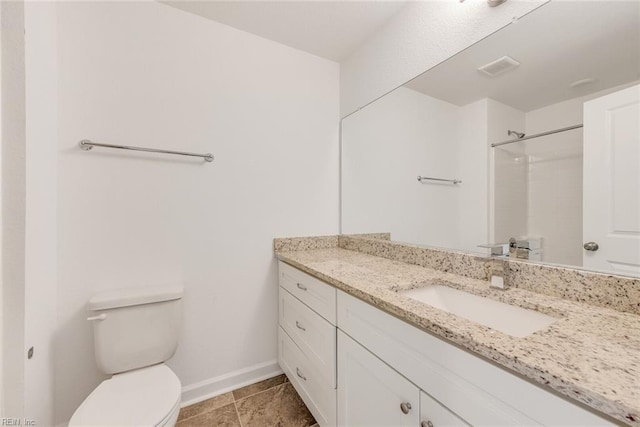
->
[400, 285, 556, 338]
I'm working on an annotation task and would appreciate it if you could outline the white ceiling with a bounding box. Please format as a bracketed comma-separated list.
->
[162, 0, 407, 62]
[405, 1, 640, 112]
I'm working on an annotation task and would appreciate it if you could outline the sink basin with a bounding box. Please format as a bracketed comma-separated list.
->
[400, 285, 556, 337]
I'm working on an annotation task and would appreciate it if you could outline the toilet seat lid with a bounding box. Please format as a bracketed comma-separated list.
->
[70, 364, 181, 427]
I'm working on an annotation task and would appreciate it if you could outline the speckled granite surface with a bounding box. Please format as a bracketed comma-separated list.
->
[339, 235, 490, 281]
[342, 232, 391, 240]
[273, 233, 390, 252]
[276, 247, 640, 426]
[273, 235, 338, 252]
[339, 235, 640, 316]
[505, 259, 640, 316]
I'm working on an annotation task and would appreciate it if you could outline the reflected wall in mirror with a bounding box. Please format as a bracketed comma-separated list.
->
[341, 1, 640, 277]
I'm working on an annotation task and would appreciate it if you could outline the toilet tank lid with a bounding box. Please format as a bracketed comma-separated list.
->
[88, 285, 184, 311]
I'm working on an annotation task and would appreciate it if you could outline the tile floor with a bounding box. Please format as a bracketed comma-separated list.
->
[177, 374, 318, 427]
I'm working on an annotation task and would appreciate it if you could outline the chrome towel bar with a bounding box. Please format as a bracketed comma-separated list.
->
[79, 140, 214, 162]
[417, 176, 462, 185]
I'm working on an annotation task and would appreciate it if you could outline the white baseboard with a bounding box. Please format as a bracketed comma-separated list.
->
[181, 360, 283, 407]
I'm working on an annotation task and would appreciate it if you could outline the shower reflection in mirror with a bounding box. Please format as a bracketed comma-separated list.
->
[340, 1, 640, 277]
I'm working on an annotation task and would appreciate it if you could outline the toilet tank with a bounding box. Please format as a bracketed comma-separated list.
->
[88, 285, 183, 375]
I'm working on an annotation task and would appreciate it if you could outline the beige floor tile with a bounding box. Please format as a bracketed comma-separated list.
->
[235, 382, 316, 427]
[177, 403, 241, 427]
[178, 392, 235, 422]
[232, 374, 287, 400]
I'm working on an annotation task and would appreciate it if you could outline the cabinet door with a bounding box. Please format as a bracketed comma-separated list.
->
[421, 391, 469, 427]
[337, 331, 419, 427]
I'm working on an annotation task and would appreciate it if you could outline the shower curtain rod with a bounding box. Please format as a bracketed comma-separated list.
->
[491, 124, 583, 148]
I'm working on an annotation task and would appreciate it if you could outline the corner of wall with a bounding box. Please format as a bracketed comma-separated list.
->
[1, 0, 27, 419]
[23, 2, 59, 425]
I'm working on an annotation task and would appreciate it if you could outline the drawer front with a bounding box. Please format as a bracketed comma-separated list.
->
[421, 391, 469, 427]
[279, 261, 336, 324]
[278, 327, 336, 427]
[279, 286, 336, 388]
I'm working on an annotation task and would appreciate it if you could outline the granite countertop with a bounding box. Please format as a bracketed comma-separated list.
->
[276, 247, 640, 426]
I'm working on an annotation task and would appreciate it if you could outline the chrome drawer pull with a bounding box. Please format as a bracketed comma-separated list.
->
[296, 367, 307, 381]
[296, 282, 307, 291]
[421, 421, 434, 427]
[400, 402, 412, 414]
[295, 321, 306, 331]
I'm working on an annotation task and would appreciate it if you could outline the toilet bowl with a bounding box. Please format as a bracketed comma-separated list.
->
[69, 286, 184, 426]
[69, 364, 181, 427]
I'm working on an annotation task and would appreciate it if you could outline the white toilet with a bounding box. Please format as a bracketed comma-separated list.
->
[69, 285, 184, 427]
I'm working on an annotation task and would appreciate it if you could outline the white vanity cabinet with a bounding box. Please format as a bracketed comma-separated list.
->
[278, 262, 613, 427]
[337, 330, 419, 426]
[337, 290, 613, 427]
[277, 262, 337, 426]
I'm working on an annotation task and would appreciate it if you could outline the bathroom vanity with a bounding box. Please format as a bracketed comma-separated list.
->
[275, 2, 640, 425]
[275, 236, 640, 427]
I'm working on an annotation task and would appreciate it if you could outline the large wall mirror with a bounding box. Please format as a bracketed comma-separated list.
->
[341, 1, 640, 278]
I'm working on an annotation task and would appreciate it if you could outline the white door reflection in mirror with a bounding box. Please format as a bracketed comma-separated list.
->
[583, 84, 640, 276]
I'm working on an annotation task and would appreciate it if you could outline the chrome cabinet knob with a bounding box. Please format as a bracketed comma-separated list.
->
[583, 241, 599, 251]
[400, 402, 412, 414]
[421, 421, 434, 427]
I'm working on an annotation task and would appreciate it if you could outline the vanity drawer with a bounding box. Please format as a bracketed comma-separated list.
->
[278, 326, 336, 427]
[279, 261, 336, 324]
[279, 286, 336, 388]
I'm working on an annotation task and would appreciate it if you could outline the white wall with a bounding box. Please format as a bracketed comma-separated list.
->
[2, 6, 60, 424]
[339, 0, 546, 117]
[24, 3, 58, 425]
[1, 0, 26, 419]
[54, 2, 339, 423]
[342, 87, 461, 247]
[457, 99, 490, 253]
[0, 3, 3, 413]
[342, 87, 490, 253]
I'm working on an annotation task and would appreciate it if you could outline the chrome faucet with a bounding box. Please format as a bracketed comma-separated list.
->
[479, 237, 542, 260]
[487, 259, 508, 289]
